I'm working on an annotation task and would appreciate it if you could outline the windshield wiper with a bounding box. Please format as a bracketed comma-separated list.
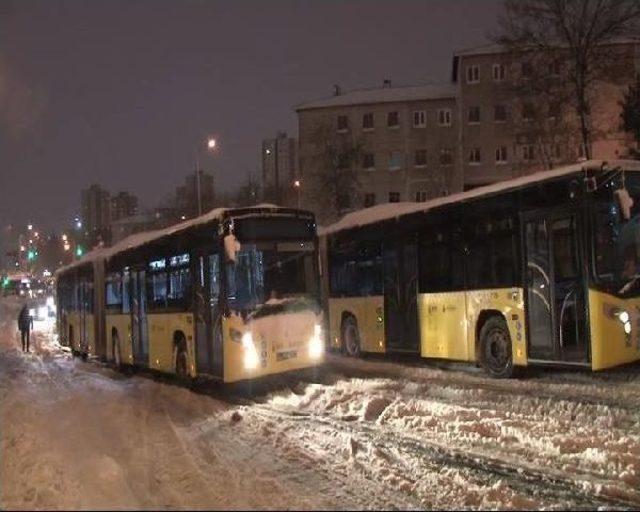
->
[618, 274, 640, 295]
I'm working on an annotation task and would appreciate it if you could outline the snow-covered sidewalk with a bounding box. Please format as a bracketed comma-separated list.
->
[1, 297, 639, 510]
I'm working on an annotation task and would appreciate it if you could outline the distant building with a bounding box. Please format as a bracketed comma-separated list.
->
[176, 170, 215, 219]
[262, 131, 297, 204]
[296, 83, 459, 223]
[110, 191, 138, 222]
[81, 184, 111, 247]
[110, 212, 157, 243]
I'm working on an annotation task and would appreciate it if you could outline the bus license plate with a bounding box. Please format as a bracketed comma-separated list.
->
[276, 350, 297, 361]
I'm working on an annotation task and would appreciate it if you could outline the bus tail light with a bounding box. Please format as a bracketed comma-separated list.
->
[309, 324, 323, 359]
[242, 332, 259, 369]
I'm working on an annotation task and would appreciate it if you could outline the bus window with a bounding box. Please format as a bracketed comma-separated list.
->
[209, 254, 220, 305]
[122, 270, 131, 314]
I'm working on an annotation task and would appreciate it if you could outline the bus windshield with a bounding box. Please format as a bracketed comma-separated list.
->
[593, 171, 640, 296]
[226, 241, 317, 312]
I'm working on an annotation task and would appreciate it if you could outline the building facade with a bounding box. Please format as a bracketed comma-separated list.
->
[262, 131, 297, 202]
[110, 191, 138, 222]
[296, 41, 639, 224]
[81, 184, 112, 247]
[454, 41, 640, 189]
[176, 170, 215, 219]
[296, 84, 459, 223]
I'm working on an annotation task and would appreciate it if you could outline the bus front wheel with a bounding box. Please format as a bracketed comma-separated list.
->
[480, 316, 514, 379]
[341, 316, 361, 358]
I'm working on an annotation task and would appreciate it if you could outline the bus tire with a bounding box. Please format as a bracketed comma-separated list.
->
[479, 316, 514, 379]
[341, 316, 361, 358]
[175, 336, 188, 379]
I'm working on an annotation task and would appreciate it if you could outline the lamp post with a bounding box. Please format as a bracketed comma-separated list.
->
[293, 179, 301, 208]
[195, 137, 217, 217]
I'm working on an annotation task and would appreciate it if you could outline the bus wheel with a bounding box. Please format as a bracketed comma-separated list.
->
[341, 316, 361, 357]
[480, 316, 513, 379]
[175, 341, 188, 379]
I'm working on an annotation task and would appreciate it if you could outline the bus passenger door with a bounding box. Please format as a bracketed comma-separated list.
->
[524, 214, 587, 363]
[131, 270, 148, 365]
[383, 239, 419, 352]
[194, 252, 223, 379]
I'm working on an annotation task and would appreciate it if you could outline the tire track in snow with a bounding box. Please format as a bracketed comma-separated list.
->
[243, 402, 639, 510]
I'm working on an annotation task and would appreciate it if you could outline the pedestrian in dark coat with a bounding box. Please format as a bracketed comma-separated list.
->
[17, 304, 33, 353]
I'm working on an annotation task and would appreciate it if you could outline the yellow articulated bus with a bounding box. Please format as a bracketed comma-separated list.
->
[56, 206, 324, 383]
[320, 160, 640, 377]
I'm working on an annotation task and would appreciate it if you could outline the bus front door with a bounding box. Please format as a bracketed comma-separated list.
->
[131, 270, 149, 366]
[524, 214, 588, 364]
[194, 252, 223, 379]
[383, 240, 419, 352]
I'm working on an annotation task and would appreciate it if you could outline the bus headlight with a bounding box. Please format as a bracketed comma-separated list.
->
[614, 309, 632, 335]
[242, 332, 259, 369]
[309, 324, 323, 359]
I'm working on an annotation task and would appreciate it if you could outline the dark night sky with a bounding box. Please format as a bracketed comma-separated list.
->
[0, 0, 502, 238]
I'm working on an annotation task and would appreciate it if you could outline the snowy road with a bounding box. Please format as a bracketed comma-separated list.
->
[1, 298, 640, 510]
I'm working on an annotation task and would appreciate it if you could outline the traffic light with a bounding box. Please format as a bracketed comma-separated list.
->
[1, 277, 9, 288]
[27, 250, 36, 261]
[76, 246, 84, 257]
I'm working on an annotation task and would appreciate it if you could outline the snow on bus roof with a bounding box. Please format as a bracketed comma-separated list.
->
[55, 203, 281, 276]
[319, 159, 640, 236]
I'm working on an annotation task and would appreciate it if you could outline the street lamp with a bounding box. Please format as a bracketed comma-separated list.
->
[195, 137, 218, 217]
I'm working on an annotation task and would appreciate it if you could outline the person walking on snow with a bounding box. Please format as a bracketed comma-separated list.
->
[17, 304, 33, 353]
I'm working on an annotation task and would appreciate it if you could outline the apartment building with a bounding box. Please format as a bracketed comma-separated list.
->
[296, 40, 639, 223]
[454, 41, 640, 188]
[296, 83, 459, 221]
[262, 132, 297, 197]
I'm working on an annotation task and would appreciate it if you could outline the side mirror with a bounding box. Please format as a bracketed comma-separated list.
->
[614, 188, 634, 221]
[224, 234, 241, 263]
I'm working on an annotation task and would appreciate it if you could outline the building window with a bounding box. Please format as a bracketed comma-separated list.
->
[364, 193, 376, 207]
[548, 60, 562, 76]
[388, 151, 403, 170]
[440, 148, 454, 166]
[495, 146, 508, 164]
[414, 149, 427, 168]
[387, 111, 399, 129]
[466, 65, 480, 83]
[362, 113, 374, 131]
[522, 62, 533, 78]
[492, 63, 506, 81]
[413, 110, 426, 128]
[494, 104, 507, 122]
[469, 148, 481, 164]
[552, 144, 562, 159]
[438, 109, 452, 126]
[468, 106, 481, 124]
[523, 145, 535, 161]
[415, 191, 428, 202]
[522, 103, 535, 122]
[389, 192, 400, 203]
[362, 152, 375, 170]
[337, 115, 349, 132]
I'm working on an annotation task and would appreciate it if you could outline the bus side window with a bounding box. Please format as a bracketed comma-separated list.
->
[122, 270, 131, 314]
[209, 254, 220, 305]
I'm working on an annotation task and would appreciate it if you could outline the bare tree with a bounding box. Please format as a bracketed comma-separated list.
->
[494, 0, 640, 159]
[305, 123, 362, 223]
